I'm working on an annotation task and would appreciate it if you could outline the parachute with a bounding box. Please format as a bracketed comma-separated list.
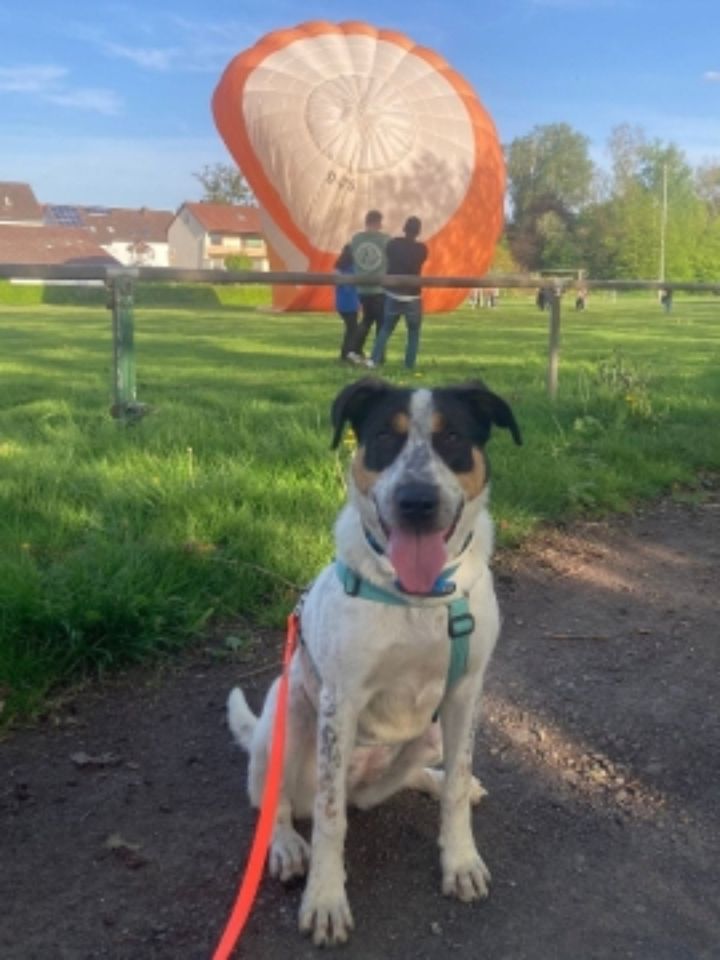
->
[212, 21, 505, 312]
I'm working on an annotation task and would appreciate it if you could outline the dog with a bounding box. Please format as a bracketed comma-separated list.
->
[227, 377, 521, 946]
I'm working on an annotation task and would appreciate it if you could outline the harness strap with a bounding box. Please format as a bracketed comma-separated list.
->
[446, 596, 473, 687]
[335, 559, 474, 701]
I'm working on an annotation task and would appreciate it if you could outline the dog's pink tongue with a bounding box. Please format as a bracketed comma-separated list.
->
[388, 529, 447, 594]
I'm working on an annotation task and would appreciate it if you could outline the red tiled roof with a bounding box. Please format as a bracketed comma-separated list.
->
[77, 206, 174, 244]
[0, 224, 119, 265]
[0, 182, 43, 223]
[181, 202, 262, 235]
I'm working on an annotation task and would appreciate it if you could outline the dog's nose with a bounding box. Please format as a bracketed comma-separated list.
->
[395, 482, 439, 526]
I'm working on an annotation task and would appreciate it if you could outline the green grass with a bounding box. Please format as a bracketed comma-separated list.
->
[1, 292, 719, 721]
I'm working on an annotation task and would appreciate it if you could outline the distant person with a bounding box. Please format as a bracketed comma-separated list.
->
[350, 210, 389, 358]
[575, 288, 587, 311]
[487, 287, 499, 308]
[368, 216, 428, 370]
[334, 244, 363, 364]
[660, 287, 673, 313]
[536, 288, 547, 311]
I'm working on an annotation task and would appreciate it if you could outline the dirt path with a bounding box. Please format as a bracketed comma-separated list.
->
[2, 488, 719, 960]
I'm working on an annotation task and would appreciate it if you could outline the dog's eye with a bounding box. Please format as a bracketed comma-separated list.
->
[436, 429, 462, 446]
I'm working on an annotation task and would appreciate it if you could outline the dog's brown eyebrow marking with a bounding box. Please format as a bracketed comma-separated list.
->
[456, 448, 487, 500]
[431, 412, 446, 433]
[352, 448, 380, 495]
[392, 412, 410, 434]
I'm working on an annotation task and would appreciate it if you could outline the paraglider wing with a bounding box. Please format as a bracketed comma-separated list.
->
[213, 21, 505, 312]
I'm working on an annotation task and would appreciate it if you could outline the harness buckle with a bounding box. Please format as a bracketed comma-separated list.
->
[448, 611, 475, 639]
[343, 568, 362, 597]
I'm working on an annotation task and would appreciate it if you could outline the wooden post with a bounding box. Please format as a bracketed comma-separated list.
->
[547, 286, 562, 400]
[106, 268, 147, 421]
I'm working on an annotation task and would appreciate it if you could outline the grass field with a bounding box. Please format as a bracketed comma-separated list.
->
[1, 291, 719, 721]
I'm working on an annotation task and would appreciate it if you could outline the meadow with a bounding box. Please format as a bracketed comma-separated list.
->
[1, 288, 719, 721]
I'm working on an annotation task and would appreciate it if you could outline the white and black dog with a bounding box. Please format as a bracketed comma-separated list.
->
[228, 377, 521, 946]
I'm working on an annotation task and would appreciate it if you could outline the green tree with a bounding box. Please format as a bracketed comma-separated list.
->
[505, 123, 595, 269]
[193, 163, 256, 205]
[581, 128, 720, 280]
[507, 123, 595, 217]
[695, 161, 720, 217]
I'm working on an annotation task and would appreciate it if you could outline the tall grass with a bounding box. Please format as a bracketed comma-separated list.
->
[1, 292, 719, 720]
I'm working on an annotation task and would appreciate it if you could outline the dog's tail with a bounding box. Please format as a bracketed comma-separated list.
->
[227, 687, 257, 752]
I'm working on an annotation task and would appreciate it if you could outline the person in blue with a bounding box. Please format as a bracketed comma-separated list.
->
[368, 216, 428, 370]
[334, 244, 363, 364]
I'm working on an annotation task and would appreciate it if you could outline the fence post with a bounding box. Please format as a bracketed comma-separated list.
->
[547, 286, 562, 400]
[106, 268, 146, 421]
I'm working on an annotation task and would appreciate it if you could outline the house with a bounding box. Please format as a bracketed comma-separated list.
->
[44, 204, 173, 266]
[0, 182, 44, 226]
[0, 224, 119, 266]
[168, 202, 268, 271]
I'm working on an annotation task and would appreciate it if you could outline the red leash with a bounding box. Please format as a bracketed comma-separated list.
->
[212, 612, 299, 960]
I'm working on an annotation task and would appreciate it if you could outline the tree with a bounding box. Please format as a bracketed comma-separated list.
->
[505, 123, 595, 269]
[506, 123, 595, 219]
[193, 163, 256, 205]
[578, 127, 720, 280]
[608, 124, 647, 194]
[695, 161, 720, 217]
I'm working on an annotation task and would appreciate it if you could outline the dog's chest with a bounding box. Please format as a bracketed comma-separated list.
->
[355, 609, 450, 744]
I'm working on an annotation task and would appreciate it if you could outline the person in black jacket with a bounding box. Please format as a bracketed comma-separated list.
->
[368, 216, 428, 369]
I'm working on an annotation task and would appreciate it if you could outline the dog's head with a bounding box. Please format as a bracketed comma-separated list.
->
[331, 378, 521, 594]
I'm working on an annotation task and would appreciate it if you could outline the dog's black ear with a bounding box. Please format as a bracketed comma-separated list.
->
[450, 380, 522, 446]
[330, 377, 394, 449]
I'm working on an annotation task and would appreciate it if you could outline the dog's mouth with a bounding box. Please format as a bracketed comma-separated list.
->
[376, 500, 463, 595]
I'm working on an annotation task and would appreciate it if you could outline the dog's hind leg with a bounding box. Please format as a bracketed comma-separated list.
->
[350, 729, 442, 810]
[268, 680, 317, 883]
[234, 673, 315, 883]
[406, 766, 488, 805]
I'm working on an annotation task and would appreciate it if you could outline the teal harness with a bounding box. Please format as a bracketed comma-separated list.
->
[334, 558, 475, 701]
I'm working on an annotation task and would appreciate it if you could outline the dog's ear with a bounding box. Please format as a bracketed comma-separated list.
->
[447, 380, 522, 446]
[330, 377, 394, 449]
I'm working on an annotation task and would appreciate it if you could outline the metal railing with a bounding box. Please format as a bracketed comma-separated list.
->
[1, 262, 718, 414]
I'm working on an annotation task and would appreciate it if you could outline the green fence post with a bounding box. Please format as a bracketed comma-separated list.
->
[547, 286, 562, 400]
[106, 268, 147, 421]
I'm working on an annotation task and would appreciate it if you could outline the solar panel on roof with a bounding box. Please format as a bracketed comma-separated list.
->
[46, 205, 83, 227]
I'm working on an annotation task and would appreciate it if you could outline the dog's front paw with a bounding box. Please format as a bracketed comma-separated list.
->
[299, 880, 354, 946]
[269, 824, 310, 882]
[441, 849, 491, 902]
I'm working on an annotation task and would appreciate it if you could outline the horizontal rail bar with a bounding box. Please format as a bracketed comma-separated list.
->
[0, 262, 719, 294]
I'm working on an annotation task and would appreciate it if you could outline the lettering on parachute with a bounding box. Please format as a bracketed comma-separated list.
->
[325, 170, 356, 192]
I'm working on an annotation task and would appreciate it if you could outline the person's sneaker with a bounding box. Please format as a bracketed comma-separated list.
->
[347, 352, 364, 365]
[365, 358, 376, 368]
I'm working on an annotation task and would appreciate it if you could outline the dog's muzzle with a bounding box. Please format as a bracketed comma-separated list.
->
[394, 481, 440, 533]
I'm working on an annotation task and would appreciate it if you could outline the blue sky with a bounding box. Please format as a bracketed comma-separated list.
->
[2, 0, 719, 211]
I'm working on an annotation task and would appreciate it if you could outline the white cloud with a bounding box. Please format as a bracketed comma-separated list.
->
[68, 16, 255, 75]
[0, 64, 67, 93]
[102, 42, 181, 71]
[0, 62, 122, 114]
[44, 88, 123, 115]
[703, 71, 720, 83]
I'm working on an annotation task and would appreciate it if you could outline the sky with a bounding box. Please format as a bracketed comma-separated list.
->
[2, 0, 719, 212]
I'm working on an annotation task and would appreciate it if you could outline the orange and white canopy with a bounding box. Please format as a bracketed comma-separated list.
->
[213, 21, 505, 312]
